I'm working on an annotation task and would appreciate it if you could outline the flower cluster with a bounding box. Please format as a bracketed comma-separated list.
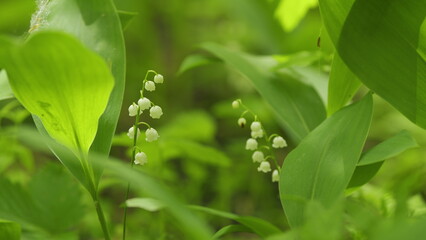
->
[232, 99, 287, 183]
[127, 70, 164, 165]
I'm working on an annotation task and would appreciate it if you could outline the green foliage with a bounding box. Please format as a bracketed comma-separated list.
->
[195, 43, 326, 142]
[191, 205, 282, 238]
[320, 0, 426, 128]
[274, 0, 318, 32]
[4, 31, 114, 154]
[0, 163, 84, 238]
[349, 130, 418, 188]
[0, 220, 20, 240]
[280, 94, 373, 227]
[327, 54, 360, 115]
[29, 0, 126, 185]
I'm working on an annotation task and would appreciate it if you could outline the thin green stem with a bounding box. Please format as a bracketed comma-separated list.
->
[122, 107, 141, 240]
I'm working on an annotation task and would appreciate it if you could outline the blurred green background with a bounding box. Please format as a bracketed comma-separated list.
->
[1, 0, 426, 239]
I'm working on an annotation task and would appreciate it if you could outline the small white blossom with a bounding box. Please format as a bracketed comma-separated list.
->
[127, 126, 140, 139]
[232, 100, 239, 109]
[245, 138, 258, 150]
[154, 74, 164, 84]
[134, 152, 148, 165]
[145, 81, 156, 91]
[251, 129, 264, 139]
[250, 121, 262, 132]
[149, 106, 163, 119]
[138, 97, 151, 110]
[145, 128, 159, 142]
[272, 169, 279, 182]
[128, 103, 139, 117]
[252, 150, 265, 163]
[238, 117, 246, 127]
[272, 136, 287, 148]
[258, 161, 271, 173]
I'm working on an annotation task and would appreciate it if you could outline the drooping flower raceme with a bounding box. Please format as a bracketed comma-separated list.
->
[258, 161, 271, 173]
[272, 136, 287, 148]
[232, 98, 288, 182]
[138, 97, 151, 110]
[252, 150, 265, 163]
[245, 138, 258, 150]
[128, 103, 139, 117]
[272, 169, 279, 182]
[154, 74, 164, 84]
[127, 126, 140, 139]
[150, 106, 163, 119]
[238, 117, 246, 127]
[134, 152, 148, 165]
[145, 81, 156, 91]
[145, 128, 159, 142]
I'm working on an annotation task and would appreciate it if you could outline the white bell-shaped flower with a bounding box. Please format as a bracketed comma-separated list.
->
[251, 129, 264, 139]
[150, 106, 163, 119]
[145, 81, 156, 91]
[154, 74, 164, 84]
[245, 138, 258, 150]
[232, 100, 239, 109]
[257, 161, 271, 173]
[128, 103, 139, 117]
[252, 150, 264, 163]
[272, 169, 279, 182]
[250, 121, 262, 131]
[145, 128, 159, 142]
[238, 117, 246, 127]
[134, 151, 148, 165]
[127, 126, 140, 139]
[138, 97, 151, 110]
[272, 136, 287, 148]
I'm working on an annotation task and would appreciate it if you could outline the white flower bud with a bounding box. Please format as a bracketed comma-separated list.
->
[272, 169, 279, 182]
[232, 100, 239, 109]
[134, 152, 147, 165]
[272, 136, 287, 148]
[127, 126, 140, 139]
[145, 81, 156, 91]
[154, 74, 164, 84]
[238, 117, 246, 127]
[251, 129, 264, 139]
[128, 103, 139, 117]
[149, 106, 163, 119]
[138, 97, 151, 110]
[145, 128, 159, 142]
[250, 121, 262, 131]
[245, 138, 258, 150]
[252, 150, 264, 163]
[258, 161, 271, 173]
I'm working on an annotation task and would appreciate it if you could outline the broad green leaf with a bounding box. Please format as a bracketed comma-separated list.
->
[4, 31, 114, 155]
[10, 126, 214, 240]
[200, 42, 326, 142]
[319, 0, 426, 128]
[30, 0, 126, 184]
[0, 220, 20, 240]
[358, 130, 418, 166]
[190, 205, 282, 238]
[348, 130, 418, 188]
[125, 198, 164, 212]
[117, 10, 138, 30]
[0, 164, 84, 236]
[280, 94, 373, 227]
[177, 54, 220, 76]
[162, 140, 231, 167]
[0, 71, 13, 101]
[274, 0, 318, 32]
[327, 54, 361, 115]
[212, 225, 251, 239]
